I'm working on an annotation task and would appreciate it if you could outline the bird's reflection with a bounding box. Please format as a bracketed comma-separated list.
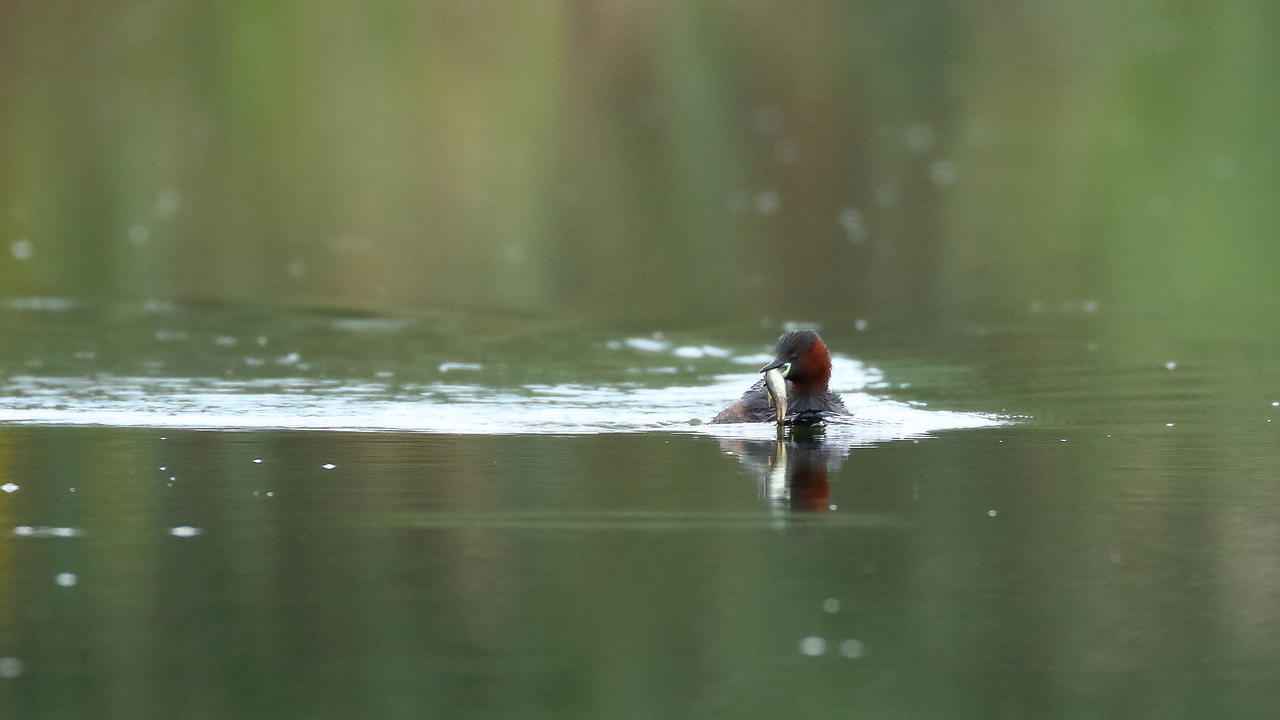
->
[718, 426, 852, 513]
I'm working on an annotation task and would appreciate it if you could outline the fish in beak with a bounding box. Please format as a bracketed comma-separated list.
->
[762, 367, 788, 426]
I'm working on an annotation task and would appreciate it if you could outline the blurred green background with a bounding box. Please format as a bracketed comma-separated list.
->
[4, 1, 1277, 326]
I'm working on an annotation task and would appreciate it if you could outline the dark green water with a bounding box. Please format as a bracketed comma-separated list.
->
[5, 1, 1280, 716]
[3, 303, 1280, 718]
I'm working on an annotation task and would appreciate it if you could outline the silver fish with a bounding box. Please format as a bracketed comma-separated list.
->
[763, 367, 788, 426]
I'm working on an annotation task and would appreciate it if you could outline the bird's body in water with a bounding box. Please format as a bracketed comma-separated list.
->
[712, 329, 850, 424]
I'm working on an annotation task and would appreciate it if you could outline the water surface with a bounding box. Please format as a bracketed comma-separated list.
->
[3, 302, 1280, 719]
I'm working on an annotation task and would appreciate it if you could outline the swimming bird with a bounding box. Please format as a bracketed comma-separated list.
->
[712, 329, 849, 424]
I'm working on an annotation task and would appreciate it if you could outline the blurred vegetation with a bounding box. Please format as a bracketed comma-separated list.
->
[2, 1, 1278, 326]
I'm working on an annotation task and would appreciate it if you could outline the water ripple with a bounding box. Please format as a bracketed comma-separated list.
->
[0, 354, 1005, 440]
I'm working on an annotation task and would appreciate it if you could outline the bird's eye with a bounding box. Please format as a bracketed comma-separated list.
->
[779, 362, 792, 378]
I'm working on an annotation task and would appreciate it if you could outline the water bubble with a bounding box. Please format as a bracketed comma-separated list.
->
[1060, 438, 1068, 443]
[928, 160, 959, 186]
[169, 526, 202, 538]
[798, 636, 827, 657]
[1165, 422, 1174, 427]
[438, 362, 483, 372]
[839, 639, 865, 659]
[822, 598, 840, 614]
[987, 509, 998, 517]
[1164, 361, 1177, 371]
[838, 208, 868, 243]
[265, 491, 274, 498]
[276, 352, 301, 366]
[155, 188, 181, 217]
[253, 458, 263, 464]
[55, 572, 78, 587]
[1271, 402, 1278, 407]
[503, 244, 527, 264]
[141, 298, 175, 313]
[754, 190, 780, 215]
[1, 483, 18, 494]
[0, 657, 23, 679]
[854, 319, 869, 332]
[10, 239, 33, 260]
[673, 346, 704, 359]
[1081, 299, 1100, 314]
[214, 335, 237, 347]
[322, 463, 336, 470]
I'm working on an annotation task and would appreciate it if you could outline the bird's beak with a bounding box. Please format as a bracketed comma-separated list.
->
[760, 358, 788, 376]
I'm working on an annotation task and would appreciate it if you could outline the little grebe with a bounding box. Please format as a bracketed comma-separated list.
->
[712, 330, 849, 424]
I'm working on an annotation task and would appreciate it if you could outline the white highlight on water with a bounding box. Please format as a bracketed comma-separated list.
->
[13, 526, 82, 538]
[839, 639, 865, 659]
[10, 239, 33, 260]
[623, 337, 668, 353]
[799, 637, 826, 657]
[0, 351, 1007, 440]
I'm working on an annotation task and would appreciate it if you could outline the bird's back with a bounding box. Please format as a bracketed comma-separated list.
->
[711, 379, 848, 424]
